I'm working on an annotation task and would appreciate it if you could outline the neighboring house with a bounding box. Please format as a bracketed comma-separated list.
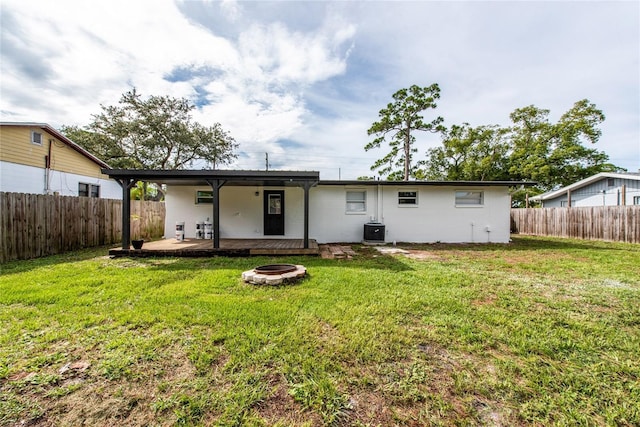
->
[104, 169, 531, 245]
[0, 122, 121, 198]
[530, 172, 640, 207]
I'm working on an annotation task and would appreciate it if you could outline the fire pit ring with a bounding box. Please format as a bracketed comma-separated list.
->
[254, 264, 298, 275]
[242, 264, 306, 285]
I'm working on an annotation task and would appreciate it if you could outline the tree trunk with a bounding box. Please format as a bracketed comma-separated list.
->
[404, 127, 410, 181]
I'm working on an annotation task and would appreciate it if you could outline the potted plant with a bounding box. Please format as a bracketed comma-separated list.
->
[131, 239, 144, 250]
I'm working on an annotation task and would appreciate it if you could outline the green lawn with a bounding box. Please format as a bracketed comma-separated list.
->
[1, 236, 639, 426]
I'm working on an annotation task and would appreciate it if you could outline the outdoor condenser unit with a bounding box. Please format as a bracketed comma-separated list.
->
[364, 222, 385, 242]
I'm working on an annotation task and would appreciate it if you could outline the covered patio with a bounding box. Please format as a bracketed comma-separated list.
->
[109, 237, 320, 257]
[102, 169, 320, 256]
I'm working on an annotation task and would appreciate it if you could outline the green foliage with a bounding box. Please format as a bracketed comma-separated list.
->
[130, 181, 160, 201]
[366, 84, 445, 181]
[507, 99, 619, 190]
[61, 88, 238, 170]
[420, 123, 510, 181]
[419, 99, 622, 206]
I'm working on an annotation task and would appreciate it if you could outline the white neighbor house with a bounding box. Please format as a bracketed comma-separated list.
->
[0, 122, 121, 199]
[530, 172, 640, 207]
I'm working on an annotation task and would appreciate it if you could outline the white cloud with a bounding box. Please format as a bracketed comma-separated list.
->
[219, 0, 242, 22]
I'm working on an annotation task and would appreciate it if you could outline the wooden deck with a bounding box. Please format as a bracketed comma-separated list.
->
[109, 238, 319, 257]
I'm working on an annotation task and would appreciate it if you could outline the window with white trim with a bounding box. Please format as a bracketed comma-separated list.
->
[398, 191, 418, 205]
[560, 200, 568, 207]
[79, 183, 100, 198]
[455, 190, 483, 206]
[31, 131, 42, 146]
[346, 190, 366, 213]
[633, 196, 640, 205]
[195, 190, 213, 204]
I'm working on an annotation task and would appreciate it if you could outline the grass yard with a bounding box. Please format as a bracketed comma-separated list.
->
[1, 236, 639, 426]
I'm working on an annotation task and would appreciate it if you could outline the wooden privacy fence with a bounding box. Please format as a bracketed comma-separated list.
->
[0, 192, 165, 262]
[511, 206, 640, 243]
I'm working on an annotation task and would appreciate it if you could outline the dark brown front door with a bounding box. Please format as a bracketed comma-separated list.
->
[264, 190, 284, 235]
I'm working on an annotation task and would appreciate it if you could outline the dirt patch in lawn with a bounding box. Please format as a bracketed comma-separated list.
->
[254, 375, 323, 426]
[405, 250, 446, 261]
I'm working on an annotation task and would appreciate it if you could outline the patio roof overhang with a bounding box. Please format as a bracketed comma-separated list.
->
[102, 169, 320, 251]
[101, 169, 320, 187]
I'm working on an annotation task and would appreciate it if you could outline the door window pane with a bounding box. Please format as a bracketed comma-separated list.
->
[269, 194, 281, 214]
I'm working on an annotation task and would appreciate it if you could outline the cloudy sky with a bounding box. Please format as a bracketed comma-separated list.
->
[1, 0, 638, 179]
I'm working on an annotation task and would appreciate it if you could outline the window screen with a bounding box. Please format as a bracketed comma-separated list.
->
[398, 191, 417, 205]
[195, 190, 213, 204]
[455, 191, 483, 206]
[346, 191, 366, 212]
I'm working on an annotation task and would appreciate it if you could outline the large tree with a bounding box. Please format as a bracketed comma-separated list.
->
[420, 99, 621, 206]
[365, 84, 445, 181]
[420, 123, 510, 181]
[507, 99, 617, 191]
[62, 89, 238, 170]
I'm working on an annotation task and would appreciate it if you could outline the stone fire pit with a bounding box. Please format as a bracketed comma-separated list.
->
[242, 264, 306, 285]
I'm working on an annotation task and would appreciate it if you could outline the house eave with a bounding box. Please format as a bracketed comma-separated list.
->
[318, 180, 536, 187]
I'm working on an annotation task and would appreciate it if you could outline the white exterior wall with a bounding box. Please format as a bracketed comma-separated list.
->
[0, 160, 121, 199]
[164, 185, 306, 239]
[382, 186, 510, 243]
[309, 185, 378, 242]
[165, 183, 512, 243]
[310, 185, 511, 243]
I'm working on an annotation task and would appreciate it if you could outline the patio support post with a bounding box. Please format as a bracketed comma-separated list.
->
[206, 179, 226, 249]
[116, 178, 137, 250]
[302, 181, 313, 249]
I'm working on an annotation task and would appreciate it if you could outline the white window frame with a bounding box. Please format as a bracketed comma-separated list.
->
[560, 200, 568, 207]
[633, 196, 640, 206]
[455, 190, 484, 207]
[398, 190, 418, 207]
[346, 190, 367, 214]
[31, 131, 43, 146]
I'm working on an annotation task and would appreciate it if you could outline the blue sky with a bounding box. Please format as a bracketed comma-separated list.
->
[1, 0, 638, 179]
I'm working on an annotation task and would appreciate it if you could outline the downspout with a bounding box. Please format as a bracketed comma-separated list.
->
[44, 139, 53, 194]
[378, 182, 383, 223]
[372, 182, 378, 222]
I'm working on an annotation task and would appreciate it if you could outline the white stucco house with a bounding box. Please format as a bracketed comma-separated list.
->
[530, 172, 640, 207]
[0, 122, 121, 199]
[103, 169, 532, 251]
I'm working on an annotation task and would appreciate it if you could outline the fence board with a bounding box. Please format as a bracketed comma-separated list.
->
[512, 206, 640, 243]
[0, 192, 166, 262]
